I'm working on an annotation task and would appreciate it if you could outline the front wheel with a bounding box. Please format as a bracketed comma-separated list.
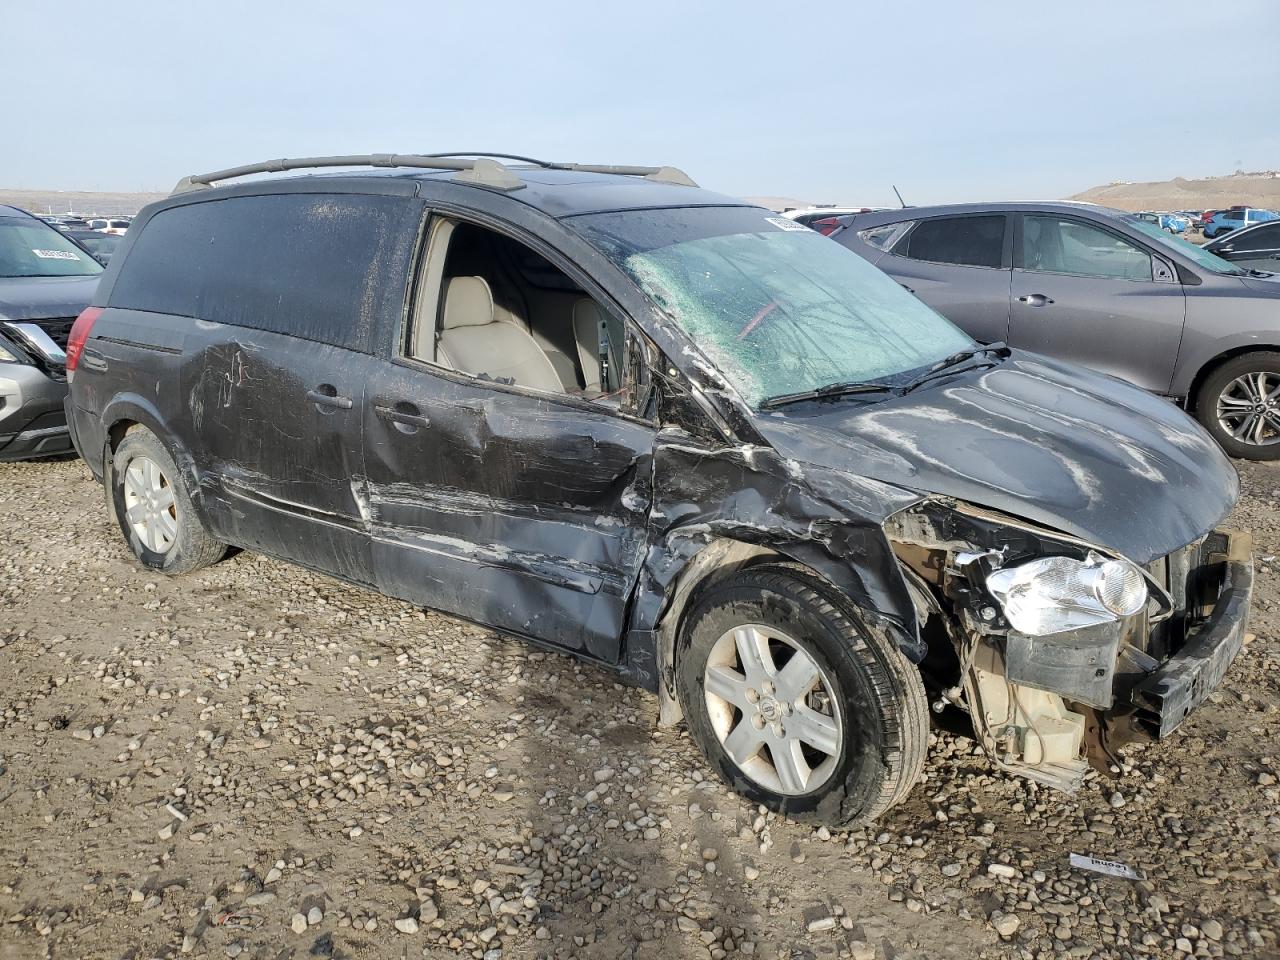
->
[109, 426, 227, 574]
[1194, 352, 1280, 460]
[675, 565, 929, 827]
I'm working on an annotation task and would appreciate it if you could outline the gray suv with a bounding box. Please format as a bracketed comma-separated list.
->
[834, 202, 1280, 459]
[0, 205, 101, 460]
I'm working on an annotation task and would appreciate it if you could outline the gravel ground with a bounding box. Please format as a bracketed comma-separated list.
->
[1, 457, 1277, 960]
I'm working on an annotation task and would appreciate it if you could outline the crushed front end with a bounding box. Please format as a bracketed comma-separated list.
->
[887, 502, 1253, 791]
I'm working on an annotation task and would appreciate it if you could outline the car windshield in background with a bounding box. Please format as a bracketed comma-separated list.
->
[572, 207, 974, 407]
[67, 231, 122, 259]
[1122, 216, 1244, 276]
[0, 216, 104, 278]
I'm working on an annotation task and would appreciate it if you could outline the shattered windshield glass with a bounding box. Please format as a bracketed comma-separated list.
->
[571, 207, 973, 406]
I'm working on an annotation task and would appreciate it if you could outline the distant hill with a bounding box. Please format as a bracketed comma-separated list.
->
[7, 171, 1278, 221]
[1068, 171, 1280, 212]
[0, 188, 166, 218]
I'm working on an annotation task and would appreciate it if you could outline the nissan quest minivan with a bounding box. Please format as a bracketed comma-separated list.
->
[65, 154, 1253, 826]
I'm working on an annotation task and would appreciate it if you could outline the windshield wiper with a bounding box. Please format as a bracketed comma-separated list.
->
[761, 343, 1011, 409]
[900, 342, 1011, 394]
[761, 380, 899, 409]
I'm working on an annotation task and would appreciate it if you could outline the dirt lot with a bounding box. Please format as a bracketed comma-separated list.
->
[1, 457, 1277, 960]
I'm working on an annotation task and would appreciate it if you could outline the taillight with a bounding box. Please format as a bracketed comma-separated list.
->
[813, 217, 843, 236]
[65, 306, 102, 374]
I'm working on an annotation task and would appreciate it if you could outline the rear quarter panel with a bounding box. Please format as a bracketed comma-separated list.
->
[70, 308, 210, 519]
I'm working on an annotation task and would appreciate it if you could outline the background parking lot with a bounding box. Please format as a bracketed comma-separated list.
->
[1, 458, 1277, 960]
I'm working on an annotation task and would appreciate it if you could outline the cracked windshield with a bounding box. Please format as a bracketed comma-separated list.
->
[575, 207, 973, 405]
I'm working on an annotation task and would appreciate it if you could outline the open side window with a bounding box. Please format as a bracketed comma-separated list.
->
[405, 216, 650, 416]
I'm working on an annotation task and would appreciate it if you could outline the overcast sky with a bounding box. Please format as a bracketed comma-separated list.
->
[6, 0, 1277, 205]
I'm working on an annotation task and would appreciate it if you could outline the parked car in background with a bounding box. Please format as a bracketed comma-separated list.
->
[784, 206, 887, 236]
[43, 216, 92, 231]
[0, 204, 102, 460]
[1203, 207, 1278, 239]
[64, 153, 1251, 826]
[833, 201, 1280, 458]
[63, 229, 123, 265]
[1136, 211, 1189, 234]
[85, 217, 132, 235]
[1204, 219, 1280, 273]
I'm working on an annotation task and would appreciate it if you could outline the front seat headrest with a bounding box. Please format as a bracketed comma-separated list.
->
[441, 276, 495, 330]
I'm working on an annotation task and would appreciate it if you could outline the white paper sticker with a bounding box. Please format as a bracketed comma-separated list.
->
[32, 249, 80, 261]
[765, 216, 811, 232]
[1068, 853, 1144, 880]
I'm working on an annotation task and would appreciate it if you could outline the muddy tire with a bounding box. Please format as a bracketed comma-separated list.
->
[109, 427, 226, 575]
[676, 564, 929, 827]
[1193, 352, 1280, 461]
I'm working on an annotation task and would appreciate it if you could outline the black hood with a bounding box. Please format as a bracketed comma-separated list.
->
[0, 276, 99, 320]
[754, 353, 1238, 565]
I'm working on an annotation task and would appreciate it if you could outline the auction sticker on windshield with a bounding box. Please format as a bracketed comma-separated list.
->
[32, 249, 81, 260]
[765, 217, 811, 232]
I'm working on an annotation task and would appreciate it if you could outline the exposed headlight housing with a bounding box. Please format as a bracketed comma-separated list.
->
[985, 552, 1147, 636]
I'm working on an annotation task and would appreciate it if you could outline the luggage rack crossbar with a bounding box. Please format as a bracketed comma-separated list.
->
[172, 153, 697, 195]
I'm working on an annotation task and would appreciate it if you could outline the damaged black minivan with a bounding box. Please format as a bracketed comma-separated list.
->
[65, 155, 1253, 826]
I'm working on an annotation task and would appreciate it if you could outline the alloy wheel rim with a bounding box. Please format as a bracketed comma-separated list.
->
[703, 624, 843, 796]
[123, 456, 178, 553]
[1216, 371, 1280, 447]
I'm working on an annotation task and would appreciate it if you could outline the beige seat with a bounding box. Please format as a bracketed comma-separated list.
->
[436, 276, 564, 393]
[571, 298, 621, 392]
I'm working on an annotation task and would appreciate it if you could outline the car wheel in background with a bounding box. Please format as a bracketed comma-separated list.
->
[675, 564, 929, 827]
[1195, 352, 1280, 461]
[109, 426, 227, 573]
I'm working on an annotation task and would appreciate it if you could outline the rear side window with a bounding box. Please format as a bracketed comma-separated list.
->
[109, 194, 421, 352]
[858, 221, 913, 250]
[901, 215, 1005, 268]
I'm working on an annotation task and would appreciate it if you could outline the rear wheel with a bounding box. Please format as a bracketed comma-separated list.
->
[109, 427, 227, 574]
[676, 565, 929, 827]
[1194, 352, 1280, 460]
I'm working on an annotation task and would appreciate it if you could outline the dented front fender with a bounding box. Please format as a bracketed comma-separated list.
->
[620, 427, 927, 710]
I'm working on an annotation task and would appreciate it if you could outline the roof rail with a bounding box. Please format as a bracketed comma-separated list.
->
[171, 153, 697, 195]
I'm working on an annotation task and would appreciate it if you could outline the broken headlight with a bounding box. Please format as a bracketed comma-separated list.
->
[985, 552, 1147, 636]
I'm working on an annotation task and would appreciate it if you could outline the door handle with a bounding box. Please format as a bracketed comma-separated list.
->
[1017, 294, 1055, 306]
[307, 385, 353, 410]
[374, 402, 431, 434]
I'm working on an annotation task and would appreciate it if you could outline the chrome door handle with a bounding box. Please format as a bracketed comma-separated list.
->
[1017, 294, 1054, 306]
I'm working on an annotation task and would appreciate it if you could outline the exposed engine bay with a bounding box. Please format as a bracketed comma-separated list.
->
[886, 499, 1253, 791]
